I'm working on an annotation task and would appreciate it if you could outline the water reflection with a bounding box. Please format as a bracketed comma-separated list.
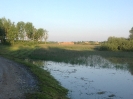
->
[26, 55, 133, 99]
[76, 55, 128, 70]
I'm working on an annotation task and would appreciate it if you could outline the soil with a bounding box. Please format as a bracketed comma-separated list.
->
[0, 56, 38, 99]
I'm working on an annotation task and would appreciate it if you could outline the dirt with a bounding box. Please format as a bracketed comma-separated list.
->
[0, 56, 38, 99]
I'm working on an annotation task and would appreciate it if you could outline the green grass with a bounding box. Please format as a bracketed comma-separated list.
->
[1, 43, 133, 98]
[0, 44, 69, 99]
[16, 59, 68, 99]
[29, 44, 133, 65]
[1, 43, 133, 64]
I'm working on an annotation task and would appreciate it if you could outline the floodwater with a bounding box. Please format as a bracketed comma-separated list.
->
[32, 55, 133, 99]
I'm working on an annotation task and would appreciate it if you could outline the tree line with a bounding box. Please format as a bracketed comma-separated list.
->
[0, 17, 48, 45]
[100, 27, 133, 51]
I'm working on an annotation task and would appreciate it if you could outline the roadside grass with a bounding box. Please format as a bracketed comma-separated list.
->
[0, 44, 69, 99]
[15, 59, 68, 99]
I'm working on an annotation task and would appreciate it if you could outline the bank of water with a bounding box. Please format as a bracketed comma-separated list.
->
[31, 55, 133, 99]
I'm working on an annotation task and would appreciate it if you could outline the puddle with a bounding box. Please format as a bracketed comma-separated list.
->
[29, 55, 133, 99]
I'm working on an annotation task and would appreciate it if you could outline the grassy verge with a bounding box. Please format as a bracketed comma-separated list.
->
[15, 59, 68, 99]
[0, 44, 68, 99]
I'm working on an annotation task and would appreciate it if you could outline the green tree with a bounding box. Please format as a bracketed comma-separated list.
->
[0, 19, 5, 43]
[34, 28, 48, 43]
[1, 18, 12, 40]
[129, 27, 133, 39]
[25, 22, 34, 40]
[43, 29, 48, 44]
[8, 22, 18, 45]
[0, 17, 49, 44]
[34, 28, 44, 41]
[17, 21, 25, 41]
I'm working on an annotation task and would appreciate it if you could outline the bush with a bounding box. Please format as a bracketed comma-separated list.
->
[100, 37, 133, 51]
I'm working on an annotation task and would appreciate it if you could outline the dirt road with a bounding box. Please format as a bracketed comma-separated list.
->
[0, 56, 38, 99]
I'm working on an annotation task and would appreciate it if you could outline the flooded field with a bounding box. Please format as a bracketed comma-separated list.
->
[32, 55, 133, 99]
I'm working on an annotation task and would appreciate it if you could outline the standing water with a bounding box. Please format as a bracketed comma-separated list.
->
[33, 55, 133, 99]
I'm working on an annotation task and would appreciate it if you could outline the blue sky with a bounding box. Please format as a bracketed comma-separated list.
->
[0, 0, 133, 41]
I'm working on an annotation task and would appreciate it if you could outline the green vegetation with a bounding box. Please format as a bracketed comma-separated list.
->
[0, 44, 68, 99]
[100, 36, 133, 51]
[17, 59, 68, 99]
[1, 42, 133, 65]
[0, 17, 48, 45]
[0, 42, 133, 98]
[100, 27, 133, 51]
[30, 44, 99, 63]
[129, 27, 133, 39]
[29, 44, 133, 64]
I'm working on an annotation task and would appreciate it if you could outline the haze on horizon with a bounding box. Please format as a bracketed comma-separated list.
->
[0, 0, 133, 42]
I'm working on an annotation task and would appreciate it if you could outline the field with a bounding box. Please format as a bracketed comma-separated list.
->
[0, 43, 133, 98]
[1, 43, 133, 66]
[30, 44, 133, 65]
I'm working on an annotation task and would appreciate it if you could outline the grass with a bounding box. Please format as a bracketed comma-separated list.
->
[1, 43, 133, 98]
[0, 44, 69, 99]
[16, 59, 68, 99]
[1, 43, 133, 66]
[29, 44, 133, 65]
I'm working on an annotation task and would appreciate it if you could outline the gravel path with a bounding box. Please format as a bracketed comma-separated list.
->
[0, 56, 38, 99]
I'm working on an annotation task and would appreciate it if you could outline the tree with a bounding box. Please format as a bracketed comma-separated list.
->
[33, 27, 37, 41]
[0, 19, 5, 43]
[17, 21, 25, 41]
[1, 18, 12, 40]
[8, 22, 18, 45]
[25, 22, 34, 40]
[0, 17, 49, 44]
[34, 28, 44, 41]
[129, 27, 133, 39]
[43, 29, 48, 44]
[34, 28, 48, 43]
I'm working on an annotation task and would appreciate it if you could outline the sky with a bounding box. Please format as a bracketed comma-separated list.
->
[0, 0, 133, 42]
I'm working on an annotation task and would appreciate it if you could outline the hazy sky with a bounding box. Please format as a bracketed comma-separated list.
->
[0, 0, 133, 41]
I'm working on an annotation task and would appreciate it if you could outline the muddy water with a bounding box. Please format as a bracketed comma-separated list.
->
[33, 56, 133, 99]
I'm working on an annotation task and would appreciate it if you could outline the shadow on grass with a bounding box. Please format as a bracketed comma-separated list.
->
[29, 46, 133, 75]
[1, 44, 133, 70]
[30, 46, 133, 63]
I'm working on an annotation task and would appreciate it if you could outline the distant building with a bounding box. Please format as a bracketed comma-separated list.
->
[58, 42, 74, 45]
[94, 41, 99, 45]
